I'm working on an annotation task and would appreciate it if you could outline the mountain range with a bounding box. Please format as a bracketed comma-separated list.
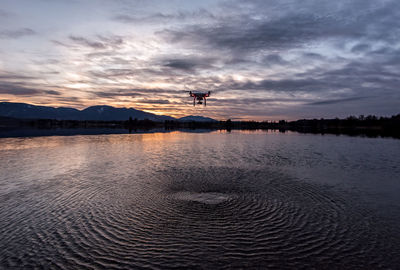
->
[178, 115, 217, 122]
[0, 102, 216, 122]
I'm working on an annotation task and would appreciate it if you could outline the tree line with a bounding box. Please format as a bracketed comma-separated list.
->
[1, 114, 399, 138]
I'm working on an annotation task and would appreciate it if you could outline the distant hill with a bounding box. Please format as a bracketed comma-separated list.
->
[178, 115, 217, 122]
[0, 102, 175, 121]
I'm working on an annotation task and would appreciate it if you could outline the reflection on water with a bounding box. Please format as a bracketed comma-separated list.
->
[0, 131, 400, 269]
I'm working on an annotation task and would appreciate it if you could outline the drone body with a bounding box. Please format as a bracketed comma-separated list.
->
[188, 91, 211, 106]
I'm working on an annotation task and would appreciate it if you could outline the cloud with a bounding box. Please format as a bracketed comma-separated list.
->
[307, 96, 369, 105]
[68, 35, 123, 49]
[212, 97, 310, 106]
[222, 54, 399, 98]
[113, 13, 179, 24]
[89, 69, 135, 79]
[51, 39, 72, 48]
[161, 56, 217, 72]
[351, 43, 371, 53]
[137, 99, 170, 104]
[0, 9, 10, 18]
[159, 14, 342, 53]
[91, 88, 183, 99]
[0, 28, 35, 39]
[69, 36, 106, 49]
[228, 77, 339, 93]
[112, 9, 215, 24]
[0, 74, 37, 80]
[263, 54, 288, 66]
[302, 52, 324, 60]
[164, 59, 199, 71]
[1, 0, 400, 119]
[0, 79, 61, 96]
[93, 90, 143, 98]
[0, 82, 41, 95]
[44, 90, 61, 95]
[158, 0, 400, 56]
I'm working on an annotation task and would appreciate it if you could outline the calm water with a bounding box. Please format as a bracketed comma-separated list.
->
[1, 131, 400, 269]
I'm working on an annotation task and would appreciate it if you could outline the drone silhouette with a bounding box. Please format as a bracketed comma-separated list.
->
[186, 91, 211, 106]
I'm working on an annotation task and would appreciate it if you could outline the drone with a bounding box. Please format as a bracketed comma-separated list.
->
[186, 91, 211, 106]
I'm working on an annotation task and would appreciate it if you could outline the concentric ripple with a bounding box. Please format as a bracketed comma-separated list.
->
[170, 191, 233, 204]
[1, 133, 400, 269]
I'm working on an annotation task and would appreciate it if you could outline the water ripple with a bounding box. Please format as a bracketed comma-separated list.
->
[1, 133, 400, 269]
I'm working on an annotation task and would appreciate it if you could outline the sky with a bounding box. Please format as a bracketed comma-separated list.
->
[0, 0, 399, 120]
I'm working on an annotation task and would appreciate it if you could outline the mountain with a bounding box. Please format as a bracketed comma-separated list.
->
[78, 105, 174, 121]
[178, 115, 217, 122]
[0, 102, 175, 121]
[0, 102, 80, 119]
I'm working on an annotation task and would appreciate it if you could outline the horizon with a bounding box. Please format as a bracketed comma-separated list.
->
[1, 0, 399, 120]
[2, 101, 399, 122]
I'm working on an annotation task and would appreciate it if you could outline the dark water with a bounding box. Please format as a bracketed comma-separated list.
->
[1, 131, 399, 269]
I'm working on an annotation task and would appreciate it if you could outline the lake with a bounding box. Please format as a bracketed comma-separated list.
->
[1, 130, 399, 269]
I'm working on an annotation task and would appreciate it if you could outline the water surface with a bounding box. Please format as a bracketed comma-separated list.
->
[1, 131, 399, 269]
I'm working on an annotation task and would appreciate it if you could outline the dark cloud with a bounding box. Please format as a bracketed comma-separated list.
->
[0, 28, 35, 39]
[68, 35, 123, 49]
[302, 52, 324, 60]
[307, 96, 369, 105]
[230, 78, 338, 93]
[351, 43, 371, 53]
[56, 96, 81, 103]
[263, 54, 288, 66]
[212, 97, 310, 106]
[0, 9, 10, 18]
[40, 71, 60, 75]
[0, 74, 37, 80]
[137, 99, 170, 104]
[90, 69, 135, 79]
[162, 56, 217, 72]
[44, 90, 61, 95]
[91, 88, 184, 99]
[94, 90, 143, 98]
[0, 79, 61, 96]
[0, 82, 40, 95]
[69, 36, 106, 49]
[85, 51, 115, 59]
[223, 59, 399, 99]
[112, 9, 215, 24]
[97, 35, 124, 47]
[88, 65, 202, 81]
[51, 39, 71, 48]
[159, 14, 346, 53]
[113, 13, 178, 24]
[164, 59, 198, 71]
[159, 0, 400, 56]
